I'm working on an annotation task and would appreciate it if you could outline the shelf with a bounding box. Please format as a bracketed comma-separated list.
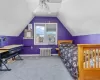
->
[23, 37, 33, 39]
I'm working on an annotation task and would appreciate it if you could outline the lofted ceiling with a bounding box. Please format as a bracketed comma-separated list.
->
[0, 0, 33, 36]
[0, 0, 100, 36]
[27, 0, 61, 16]
[58, 0, 100, 36]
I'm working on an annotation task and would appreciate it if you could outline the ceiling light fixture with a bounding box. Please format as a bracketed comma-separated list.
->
[34, 0, 51, 14]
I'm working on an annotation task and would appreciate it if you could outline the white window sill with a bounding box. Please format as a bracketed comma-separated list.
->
[23, 37, 33, 39]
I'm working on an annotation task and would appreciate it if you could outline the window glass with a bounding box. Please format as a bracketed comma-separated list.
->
[34, 23, 57, 45]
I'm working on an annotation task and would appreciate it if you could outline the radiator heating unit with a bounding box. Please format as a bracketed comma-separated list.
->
[39, 48, 52, 56]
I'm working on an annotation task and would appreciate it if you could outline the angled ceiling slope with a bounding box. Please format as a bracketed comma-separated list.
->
[0, 0, 62, 36]
[1, 0, 100, 36]
[0, 0, 33, 36]
[57, 0, 100, 36]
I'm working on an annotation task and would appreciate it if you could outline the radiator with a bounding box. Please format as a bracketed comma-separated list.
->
[39, 48, 51, 56]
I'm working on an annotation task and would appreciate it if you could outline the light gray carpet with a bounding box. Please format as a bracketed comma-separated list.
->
[0, 56, 73, 80]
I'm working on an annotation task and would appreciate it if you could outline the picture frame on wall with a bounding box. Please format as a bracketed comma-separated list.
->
[23, 24, 33, 39]
[24, 29, 33, 39]
[28, 24, 32, 30]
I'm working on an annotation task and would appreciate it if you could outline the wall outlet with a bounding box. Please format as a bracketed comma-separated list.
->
[31, 46, 33, 49]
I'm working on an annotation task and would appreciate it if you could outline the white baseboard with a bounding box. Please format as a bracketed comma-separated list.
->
[51, 54, 58, 56]
[20, 54, 58, 57]
[20, 54, 40, 56]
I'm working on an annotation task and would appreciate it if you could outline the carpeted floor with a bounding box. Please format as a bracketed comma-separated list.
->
[0, 56, 73, 80]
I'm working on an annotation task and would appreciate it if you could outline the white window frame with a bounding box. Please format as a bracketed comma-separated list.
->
[34, 23, 58, 45]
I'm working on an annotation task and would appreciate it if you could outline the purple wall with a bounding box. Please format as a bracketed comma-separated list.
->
[73, 34, 100, 44]
[0, 36, 22, 47]
[19, 17, 73, 54]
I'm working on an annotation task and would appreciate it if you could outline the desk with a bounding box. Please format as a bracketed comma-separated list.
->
[0, 44, 23, 50]
[0, 50, 8, 54]
[0, 50, 9, 71]
[0, 45, 23, 71]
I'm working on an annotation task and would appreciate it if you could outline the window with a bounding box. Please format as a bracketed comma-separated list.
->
[34, 23, 57, 45]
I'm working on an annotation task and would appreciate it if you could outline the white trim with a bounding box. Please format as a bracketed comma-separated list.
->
[20, 54, 40, 57]
[20, 54, 58, 56]
[56, 23, 58, 45]
[39, 48, 52, 49]
[23, 37, 33, 39]
[34, 23, 36, 45]
[51, 54, 58, 56]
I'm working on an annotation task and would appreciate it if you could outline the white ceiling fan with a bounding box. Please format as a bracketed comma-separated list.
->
[33, 0, 62, 16]
[34, 0, 51, 14]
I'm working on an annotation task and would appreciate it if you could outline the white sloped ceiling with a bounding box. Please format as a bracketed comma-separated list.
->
[1, 0, 100, 36]
[0, 0, 34, 36]
[58, 0, 100, 36]
[0, 0, 61, 36]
